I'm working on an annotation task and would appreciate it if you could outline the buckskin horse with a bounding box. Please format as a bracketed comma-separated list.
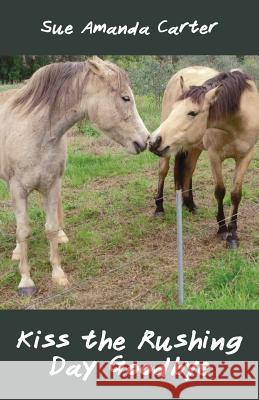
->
[149, 66, 258, 249]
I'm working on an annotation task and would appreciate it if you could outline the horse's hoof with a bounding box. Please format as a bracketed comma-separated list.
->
[188, 207, 197, 214]
[226, 239, 239, 249]
[18, 286, 37, 297]
[53, 276, 69, 287]
[217, 231, 228, 240]
[154, 210, 165, 218]
[52, 270, 69, 287]
[183, 201, 197, 214]
[58, 230, 69, 244]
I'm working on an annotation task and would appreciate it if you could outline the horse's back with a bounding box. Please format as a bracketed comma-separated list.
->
[161, 66, 218, 121]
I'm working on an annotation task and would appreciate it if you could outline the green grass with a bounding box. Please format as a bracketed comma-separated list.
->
[0, 92, 258, 309]
[65, 151, 156, 187]
[154, 252, 259, 309]
[77, 121, 100, 137]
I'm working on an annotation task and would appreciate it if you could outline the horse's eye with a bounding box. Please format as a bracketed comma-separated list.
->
[188, 111, 199, 117]
[122, 95, 130, 102]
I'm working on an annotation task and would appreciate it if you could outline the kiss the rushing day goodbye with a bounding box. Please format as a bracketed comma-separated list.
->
[41, 20, 219, 36]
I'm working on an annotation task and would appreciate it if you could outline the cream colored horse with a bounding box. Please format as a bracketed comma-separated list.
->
[0, 57, 149, 296]
[150, 66, 258, 248]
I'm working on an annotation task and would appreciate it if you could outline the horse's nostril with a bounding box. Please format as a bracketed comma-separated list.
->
[151, 135, 162, 150]
[133, 141, 141, 153]
[155, 135, 162, 148]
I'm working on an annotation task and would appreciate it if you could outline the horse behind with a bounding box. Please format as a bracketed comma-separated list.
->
[150, 66, 259, 248]
[0, 57, 149, 296]
[153, 66, 218, 216]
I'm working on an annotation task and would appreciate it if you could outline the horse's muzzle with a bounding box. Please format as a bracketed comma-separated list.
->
[133, 140, 147, 154]
[149, 135, 170, 157]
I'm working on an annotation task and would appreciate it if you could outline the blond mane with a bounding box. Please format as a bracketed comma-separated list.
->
[12, 60, 129, 115]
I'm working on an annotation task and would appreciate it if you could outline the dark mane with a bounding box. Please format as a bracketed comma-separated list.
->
[179, 70, 253, 121]
[12, 60, 129, 115]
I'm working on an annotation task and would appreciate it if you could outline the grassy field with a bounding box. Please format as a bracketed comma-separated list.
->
[0, 89, 258, 309]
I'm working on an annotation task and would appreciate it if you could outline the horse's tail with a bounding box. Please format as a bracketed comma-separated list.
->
[174, 150, 198, 213]
[174, 151, 188, 190]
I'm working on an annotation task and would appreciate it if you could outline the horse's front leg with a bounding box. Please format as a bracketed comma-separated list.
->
[227, 149, 255, 249]
[57, 191, 69, 244]
[208, 151, 228, 240]
[154, 156, 170, 216]
[10, 180, 36, 296]
[12, 188, 68, 260]
[44, 179, 69, 287]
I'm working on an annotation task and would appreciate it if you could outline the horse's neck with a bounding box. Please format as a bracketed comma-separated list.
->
[44, 70, 92, 139]
[208, 89, 259, 143]
[236, 90, 259, 136]
[47, 106, 86, 139]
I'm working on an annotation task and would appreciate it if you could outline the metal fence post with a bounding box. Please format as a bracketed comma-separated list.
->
[176, 189, 184, 305]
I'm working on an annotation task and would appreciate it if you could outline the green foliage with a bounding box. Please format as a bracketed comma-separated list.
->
[0, 56, 48, 83]
[2, 55, 259, 99]
[105, 55, 143, 70]
[128, 56, 175, 101]
[176, 55, 240, 71]
[242, 56, 259, 83]
[105, 55, 259, 101]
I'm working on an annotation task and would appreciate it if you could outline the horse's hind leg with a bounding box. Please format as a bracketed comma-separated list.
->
[10, 181, 36, 296]
[227, 149, 255, 249]
[43, 179, 69, 287]
[208, 151, 228, 240]
[57, 192, 69, 244]
[154, 156, 170, 216]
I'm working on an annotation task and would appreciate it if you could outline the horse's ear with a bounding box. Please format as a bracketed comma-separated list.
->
[179, 76, 186, 93]
[204, 85, 222, 106]
[88, 56, 106, 76]
[88, 57, 118, 89]
[92, 56, 104, 63]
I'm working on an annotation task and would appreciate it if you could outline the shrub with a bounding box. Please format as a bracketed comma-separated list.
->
[128, 56, 176, 101]
[176, 55, 240, 72]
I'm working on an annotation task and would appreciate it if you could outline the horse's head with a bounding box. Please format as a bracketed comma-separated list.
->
[86, 57, 149, 154]
[149, 77, 221, 157]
